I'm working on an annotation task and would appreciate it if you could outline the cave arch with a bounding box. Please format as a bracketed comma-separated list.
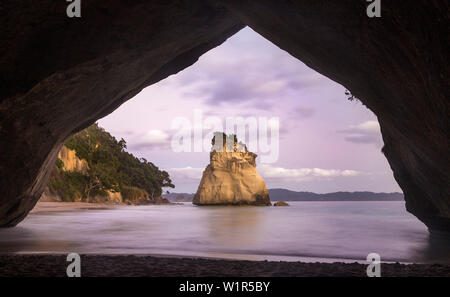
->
[0, 1, 448, 231]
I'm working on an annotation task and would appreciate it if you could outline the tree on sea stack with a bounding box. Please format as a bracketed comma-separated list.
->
[193, 132, 271, 206]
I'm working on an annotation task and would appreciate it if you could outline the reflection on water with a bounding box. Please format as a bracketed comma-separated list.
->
[0, 201, 449, 263]
[411, 233, 450, 263]
[204, 206, 264, 246]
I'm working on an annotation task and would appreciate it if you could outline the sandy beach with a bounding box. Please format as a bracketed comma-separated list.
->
[30, 201, 125, 214]
[0, 254, 449, 277]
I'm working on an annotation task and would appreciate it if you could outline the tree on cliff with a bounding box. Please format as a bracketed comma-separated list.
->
[48, 124, 174, 201]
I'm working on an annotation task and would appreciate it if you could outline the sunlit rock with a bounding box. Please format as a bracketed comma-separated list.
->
[193, 133, 271, 206]
[57, 146, 88, 174]
[274, 201, 289, 206]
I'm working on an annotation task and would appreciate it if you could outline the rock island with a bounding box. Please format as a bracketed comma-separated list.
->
[193, 132, 271, 206]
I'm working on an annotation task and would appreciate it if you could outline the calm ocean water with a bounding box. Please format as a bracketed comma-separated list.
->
[0, 201, 449, 263]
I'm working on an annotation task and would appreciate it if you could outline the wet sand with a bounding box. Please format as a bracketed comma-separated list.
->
[30, 202, 124, 214]
[0, 254, 449, 277]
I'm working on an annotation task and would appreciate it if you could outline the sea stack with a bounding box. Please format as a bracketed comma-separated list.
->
[193, 133, 271, 206]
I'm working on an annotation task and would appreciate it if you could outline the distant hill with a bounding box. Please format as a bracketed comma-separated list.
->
[268, 189, 404, 201]
[164, 189, 404, 202]
[164, 192, 195, 202]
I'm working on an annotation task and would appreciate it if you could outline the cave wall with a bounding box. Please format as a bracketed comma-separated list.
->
[221, 0, 449, 232]
[0, 0, 244, 226]
[0, 1, 448, 230]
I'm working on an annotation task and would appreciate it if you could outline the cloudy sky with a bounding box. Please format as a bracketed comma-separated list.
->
[98, 27, 401, 194]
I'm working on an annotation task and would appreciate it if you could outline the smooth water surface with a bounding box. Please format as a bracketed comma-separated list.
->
[1, 201, 449, 263]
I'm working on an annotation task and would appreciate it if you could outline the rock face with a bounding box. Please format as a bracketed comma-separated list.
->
[57, 146, 88, 175]
[193, 133, 270, 206]
[0, 1, 448, 231]
[274, 201, 289, 207]
[89, 190, 123, 204]
[40, 145, 88, 201]
[41, 145, 124, 204]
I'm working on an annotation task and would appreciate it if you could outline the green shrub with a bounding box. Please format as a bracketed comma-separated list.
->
[121, 185, 149, 202]
[55, 158, 64, 169]
[48, 123, 174, 201]
[48, 170, 88, 201]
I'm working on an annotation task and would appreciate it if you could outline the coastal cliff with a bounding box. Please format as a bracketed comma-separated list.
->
[193, 133, 271, 206]
[57, 146, 89, 174]
[41, 124, 173, 205]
